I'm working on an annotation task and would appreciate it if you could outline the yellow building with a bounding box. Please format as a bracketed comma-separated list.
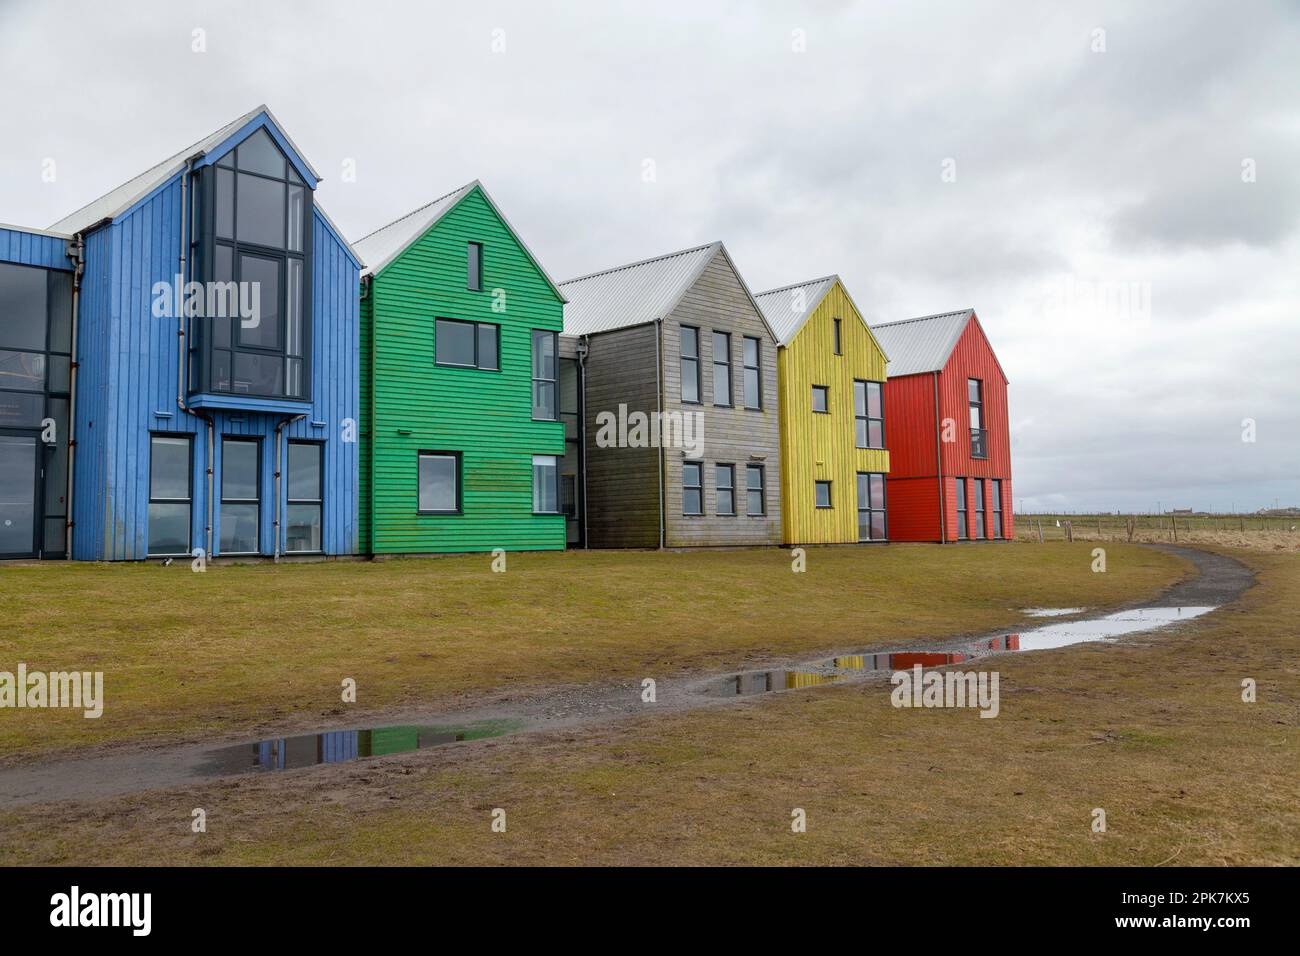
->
[754, 276, 890, 545]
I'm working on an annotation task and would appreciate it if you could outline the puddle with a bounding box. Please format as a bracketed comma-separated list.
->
[1023, 607, 1087, 617]
[196, 720, 522, 777]
[705, 607, 1216, 698]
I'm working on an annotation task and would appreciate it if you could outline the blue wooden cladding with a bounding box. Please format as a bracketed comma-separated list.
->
[4, 108, 361, 561]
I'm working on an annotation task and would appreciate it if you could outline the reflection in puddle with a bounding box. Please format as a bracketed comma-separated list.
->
[1023, 607, 1087, 617]
[710, 607, 1215, 697]
[197, 720, 521, 776]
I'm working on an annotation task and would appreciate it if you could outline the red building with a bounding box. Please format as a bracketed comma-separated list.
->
[872, 310, 1012, 542]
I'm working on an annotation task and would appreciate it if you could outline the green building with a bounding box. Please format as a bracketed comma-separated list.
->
[353, 181, 569, 554]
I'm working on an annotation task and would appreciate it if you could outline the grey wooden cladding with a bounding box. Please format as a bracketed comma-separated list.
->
[570, 247, 782, 548]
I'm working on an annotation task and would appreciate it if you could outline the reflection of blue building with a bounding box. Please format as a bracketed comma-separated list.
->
[0, 106, 360, 560]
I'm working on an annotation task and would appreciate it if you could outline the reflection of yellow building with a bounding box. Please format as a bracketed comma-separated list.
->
[832, 655, 866, 671]
[784, 671, 842, 689]
[754, 276, 891, 545]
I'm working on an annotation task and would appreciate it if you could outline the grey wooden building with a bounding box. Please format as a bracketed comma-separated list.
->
[559, 242, 782, 548]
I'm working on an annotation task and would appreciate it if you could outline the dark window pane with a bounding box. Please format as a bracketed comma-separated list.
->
[213, 349, 232, 391]
[858, 509, 870, 542]
[856, 419, 868, 448]
[238, 255, 282, 350]
[0, 350, 44, 391]
[236, 173, 286, 248]
[437, 319, 476, 366]
[285, 357, 304, 398]
[43, 398, 69, 513]
[418, 454, 457, 512]
[871, 512, 887, 540]
[683, 488, 702, 515]
[232, 351, 282, 395]
[285, 504, 321, 552]
[219, 503, 259, 553]
[815, 481, 831, 508]
[868, 420, 884, 448]
[0, 391, 43, 427]
[742, 368, 758, 408]
[870, 473, 886, 508]
[286, 258, 303, 356]
[533, 381, 556, 421]
[236, 128, 287, 178]
[216, 168, 235, 239]
[478, 324, 498, 370]
[467, 242, 482, 291]
[148, 502, 191, 555]
[0, 263, 48, 351]
[681, 358, 699, 403]
[287, 185, 305, 253]
[683, 462, 701, 485]
[867, 381, 883, 418]
[150, 436, 190, 499]
[812, 386, 828, 412]
[712, 332, 731, 405]
[47, 271, 72, 352]
[968, 378, 981, 403]
[680, 327, 698, 359]
[222, 439, 259, 500]
[854, 381, 866, 417]
[746, 465, 764, 515]
[287, 443, 321, 500]
[0, 434, 35, 553]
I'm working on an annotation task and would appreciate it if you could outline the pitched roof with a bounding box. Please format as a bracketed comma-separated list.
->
[558, 241, 722, 335]
[870, 309, 975, 376]
[752, 275, 838, 345]
[351, 180, 566, 300]
[49, 105, 321, 235]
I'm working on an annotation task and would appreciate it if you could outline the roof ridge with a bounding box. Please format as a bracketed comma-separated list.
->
[559, 240, 720, 286]
[354, 180, 477, 243]
[754, 274, 839, 299]
[873, 308, 973, 328]
[48, 104, 266, 231]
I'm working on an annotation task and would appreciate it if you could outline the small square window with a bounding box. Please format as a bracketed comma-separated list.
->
[812, 385, 829, 413]
[815, 480, 832, 509]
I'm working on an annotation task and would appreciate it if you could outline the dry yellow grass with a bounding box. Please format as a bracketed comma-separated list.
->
[0, 543, 1182, 761]
[2, 547, 1294, 866]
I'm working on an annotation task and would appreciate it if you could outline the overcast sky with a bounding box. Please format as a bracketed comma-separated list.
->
[2, 0, 1296, 513]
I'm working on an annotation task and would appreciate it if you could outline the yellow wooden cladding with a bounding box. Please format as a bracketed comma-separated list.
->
[777, 281, 890, 544]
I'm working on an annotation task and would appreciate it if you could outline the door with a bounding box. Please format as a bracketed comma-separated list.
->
[0, 431, 38, 558]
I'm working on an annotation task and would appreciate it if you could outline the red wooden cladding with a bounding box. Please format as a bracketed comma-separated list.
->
[882, 312, 1013, 542]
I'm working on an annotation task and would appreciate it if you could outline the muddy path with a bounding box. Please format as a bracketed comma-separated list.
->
[0, 545, 1255, 807]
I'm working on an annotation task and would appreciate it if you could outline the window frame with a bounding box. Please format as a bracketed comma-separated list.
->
[219, 436, 262, 555]
[417, 450, 462, 515]
[955, 477, 969, 540]
[854, 379, 886, 450]
[811, 384, 830, 414]
[532, 454, 561, 515]
[745, 463, 766, 516]
[467, 241, 483, 292]
[284, 439, 324, 554]
[682, 460, 704, 516]
[435, 317, 500, 371]
[679, 325, 702, 405]
[814, 479, 833, 509]
[969, 377, 987, 460]
[857, 471, 888, 542]
[833, 317, 842, 355]
[147, 433, 193, 557]
[991, 478, 1004, 540]
[741, 335, 762, 410]
[973, 477, 987, 539]
[711, 330, 732, 407]
[531, 329, 559, 421]
[715, 463, 736, 516]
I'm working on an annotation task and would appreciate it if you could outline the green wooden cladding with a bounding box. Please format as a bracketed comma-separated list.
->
[360, 186, 566, 553]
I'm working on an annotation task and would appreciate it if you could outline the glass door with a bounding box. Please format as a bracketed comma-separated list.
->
[0, 432, 38, 558]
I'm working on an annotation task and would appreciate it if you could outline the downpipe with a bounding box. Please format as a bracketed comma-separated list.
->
[62, 233, 84, 559]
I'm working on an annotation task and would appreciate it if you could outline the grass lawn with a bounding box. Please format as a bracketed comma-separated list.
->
[0, 543, 1185, 762]
[1, 546, 1292, 866]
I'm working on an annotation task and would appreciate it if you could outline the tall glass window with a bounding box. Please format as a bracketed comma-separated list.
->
[974, 478, 987, 539]
[711, 331, 731, 406]
[533, 455, 559, 514]
[857, 472, 887, 542]
[854, 380, 885, 449]
[955, 477, 969, 540]
[991, 479, 1003, 539]
[682, 461, 703, 515]
[745, 464, 765, 516]
[285, 441, 322, 553]
[220, 438, 261, 554]
[148, 435, 192, 556]
[198, 128, 311, 401]
[715, 464, 735, 515]
[680, 327, 700, 404]
[742, 336, 761, 409]
[532, 330, 557, 420]
[969, 378, 986, 459]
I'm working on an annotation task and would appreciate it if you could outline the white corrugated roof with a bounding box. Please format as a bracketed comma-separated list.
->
[870, 309, 974, 376]
[559, 241, 723, 335]
[352, 180, 565, 300]
[753, 275, 839, 345]
[49, 105, 322, 235]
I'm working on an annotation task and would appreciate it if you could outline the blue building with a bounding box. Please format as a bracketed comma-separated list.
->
[0, 106, 361, 560]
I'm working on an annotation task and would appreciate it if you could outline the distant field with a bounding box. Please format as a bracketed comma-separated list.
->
[1017, 513, 1300, 552]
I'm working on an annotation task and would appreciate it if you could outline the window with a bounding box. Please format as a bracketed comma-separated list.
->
[955, 477, 968, 540]
[969, 378, 987, 459]
[742, 336, 761, 409]
[220, 438, 260, 554]
[710, 331, 732, 406]
[198, 128, 311, 401]
[991, 479, 1003, 539]
[467, 242, 482, 291]
[436, 318, 498, 370]
[148, 435, 192, 555]
[285, 441, 322, 553]
[715, 464, 735, 515]
[746, 464, 766, 516]
[974, 478, 986, 539]
[815, 480, 832, 509]
[679, 326, 701, 404]
[533, 455, 559, 513]
[854, 380, 885, 449]
[682, 461, 703, 515]
[857, 472, 887, 542]
[418, 452, 460, 513]
[532, 330, 558, 420]
[833, 318, 842, 355]
[812, 385, 829, 413]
